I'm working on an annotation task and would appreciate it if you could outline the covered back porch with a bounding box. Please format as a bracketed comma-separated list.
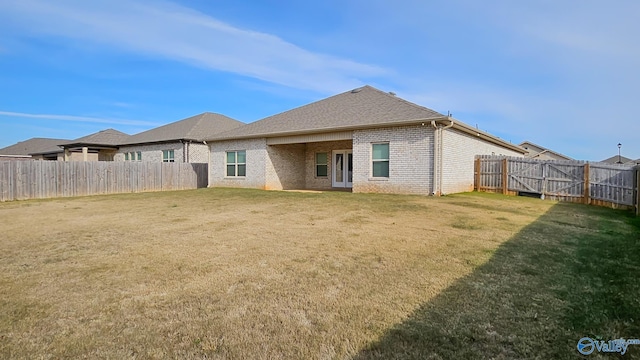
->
[265, 132, 353, 191]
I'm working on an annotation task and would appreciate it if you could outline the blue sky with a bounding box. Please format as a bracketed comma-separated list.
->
[0, 0, 638, 161]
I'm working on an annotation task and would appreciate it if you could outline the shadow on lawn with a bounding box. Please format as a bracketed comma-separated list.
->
[354, 203, 640, 360]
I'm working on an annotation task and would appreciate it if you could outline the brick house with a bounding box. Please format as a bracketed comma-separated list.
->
[114, 112, 243, 163]
[0, 112, 243, 163]
[206, 85, 526, 195]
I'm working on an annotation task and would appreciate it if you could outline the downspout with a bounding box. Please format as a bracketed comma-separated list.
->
[431, 121, 439, 195]
[181, 140, 186, 163]
[204, 141, 211, 188]
[439, 119, 454, 196]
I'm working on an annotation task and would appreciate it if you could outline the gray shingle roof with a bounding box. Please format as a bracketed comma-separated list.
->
[123, 112, 243, 145]
[600, 155, 633, 164]
[63, 129, 130, 148]
[209, 85, 445, 140]
[0, 138, 69, 156]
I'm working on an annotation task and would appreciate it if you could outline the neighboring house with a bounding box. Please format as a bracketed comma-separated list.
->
[0, 137, 70, 161]
[60, 129, 130, 161]
[600, 155, 633, 165]
[115, 112, 244, 163]
[519, 141, 573, 161]
[1, 112, 242, 163]
[206, 85, 525, 195]
[625, 158, 640, 166]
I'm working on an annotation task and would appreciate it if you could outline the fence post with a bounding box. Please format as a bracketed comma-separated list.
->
[502, 158, 508, 195]
[474, 157, 481, 191]
[583, 163, 590, 205]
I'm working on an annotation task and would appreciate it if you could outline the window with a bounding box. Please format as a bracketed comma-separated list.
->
[124, 152, 137, 161]
[136, 152, 142, 161]
[163, 150, 175, 162]
[372, 143, 389, 177]
[315, 152, 328, 177]
[226, 150, 246, 177]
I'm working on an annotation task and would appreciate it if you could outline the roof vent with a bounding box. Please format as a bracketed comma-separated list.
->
[388, 92, 396, 96]
[351, 87, 363, 93]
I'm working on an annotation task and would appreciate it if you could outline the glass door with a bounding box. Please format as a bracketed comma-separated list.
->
[332, 150, 353, 188]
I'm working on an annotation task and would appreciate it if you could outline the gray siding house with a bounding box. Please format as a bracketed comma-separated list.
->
[206, 86, 525, 195]
[519, 141, 573, 161]
[115, 112, 244, 163]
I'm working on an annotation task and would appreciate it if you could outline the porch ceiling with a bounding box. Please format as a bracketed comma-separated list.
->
[266, 131, 352, 145]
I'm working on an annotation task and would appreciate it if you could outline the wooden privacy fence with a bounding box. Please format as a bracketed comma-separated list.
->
[0, 161, 208, 202]
[474, 155, 640, 215]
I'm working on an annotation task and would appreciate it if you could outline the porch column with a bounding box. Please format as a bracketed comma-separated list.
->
[64, 149, 70, 162]
[82, 147, 88, 162]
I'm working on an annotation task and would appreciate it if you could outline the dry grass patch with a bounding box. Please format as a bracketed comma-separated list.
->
[357, 198, 640, 359]
[0, 188, 635, 359]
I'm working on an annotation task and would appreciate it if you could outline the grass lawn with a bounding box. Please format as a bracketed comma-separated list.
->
[0, 188, 638, 359]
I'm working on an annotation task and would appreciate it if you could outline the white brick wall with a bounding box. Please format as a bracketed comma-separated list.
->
[265, 144, 306, 190]
[441, 128, 522, 194]
[209, 138, 267, 189]
[352, 125, 435, 195]
[115, 142, 208, 163]
[115, 143, 184, 163]
[186, 143, 209, 163]
[206, 125, 522, 195]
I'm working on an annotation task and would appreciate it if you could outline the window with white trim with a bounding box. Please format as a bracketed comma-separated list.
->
[162, 150, 175, 162]
[124, 153, 129, 161]
[226, 150, 246, 177]
[372, 143, 389, 178]
[315, 152, 328, 177]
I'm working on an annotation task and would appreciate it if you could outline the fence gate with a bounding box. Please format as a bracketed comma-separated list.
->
[590, 164, 636, 206]
[543, 162, 585, 199]
[475, 155, 639, 212]
[507, 158, 544, 193]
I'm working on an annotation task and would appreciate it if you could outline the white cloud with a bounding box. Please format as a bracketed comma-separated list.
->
[377, 0, 640, 160]
[0, 111, 159, 127]
[526, 5, 638, 56]
[0, 0, 386, 93]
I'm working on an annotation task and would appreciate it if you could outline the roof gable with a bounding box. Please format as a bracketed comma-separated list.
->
[123, 112, 244, 145]
[600, 155, 633, 164]
[519, 141, 545, 153]
[0, 137, 69, 156]
[519, 140, 573, 160]
[64, 129, 130, 147]
[210, 85, 444, 140]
